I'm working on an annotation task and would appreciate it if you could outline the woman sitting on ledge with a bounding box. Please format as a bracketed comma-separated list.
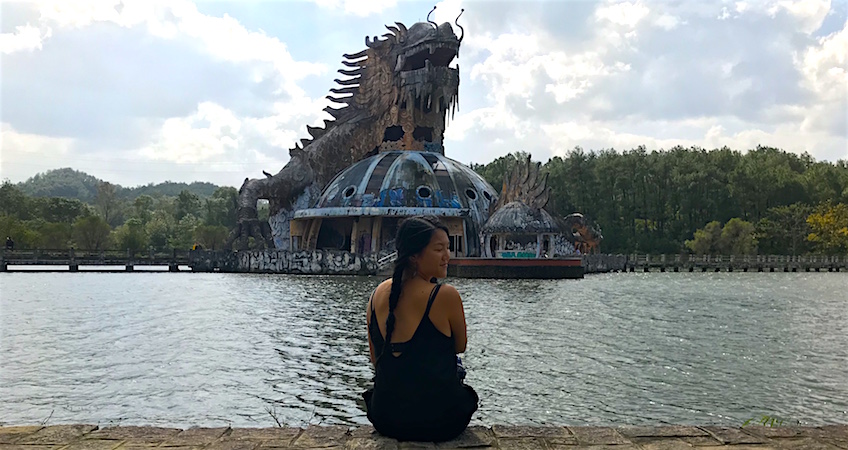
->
[363, 216, 479, 442]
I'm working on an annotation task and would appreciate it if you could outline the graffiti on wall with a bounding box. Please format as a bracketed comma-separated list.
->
[237, 249, 377, 274]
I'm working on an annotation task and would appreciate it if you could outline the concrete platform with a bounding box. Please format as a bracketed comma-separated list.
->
[1, 424, 846, 449]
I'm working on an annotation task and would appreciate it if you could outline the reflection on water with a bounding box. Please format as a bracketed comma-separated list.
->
[1, 272, 846, 427]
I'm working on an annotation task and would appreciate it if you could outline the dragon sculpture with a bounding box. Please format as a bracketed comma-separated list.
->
[490, 153, 603, 254]
[491, 153, 552, 214]
[563, 213, 603, 254]
[226, 8, 465, 250]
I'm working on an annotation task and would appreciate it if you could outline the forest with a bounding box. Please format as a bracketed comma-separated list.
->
[472, 145, 847, 255]
[1, 145, 846, 255]
[0, 175, 253, 254]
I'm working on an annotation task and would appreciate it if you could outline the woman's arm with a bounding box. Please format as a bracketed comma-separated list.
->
[442, 284, 468, 353]
[366, 294, 376, 367]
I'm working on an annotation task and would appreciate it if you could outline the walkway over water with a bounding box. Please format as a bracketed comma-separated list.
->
[3, 248, 847, 274]
[1, 424, 846, 449]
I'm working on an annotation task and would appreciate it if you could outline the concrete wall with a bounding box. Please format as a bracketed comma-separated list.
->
[237, 249, 377, 275]
[582, 254, 628, 273]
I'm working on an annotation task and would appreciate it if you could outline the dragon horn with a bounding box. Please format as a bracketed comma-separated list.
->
[395, 22, 407, 35]
[385, 25, 399, 34]
[365, 35, 382, 48]
[455, 8, 465, 43]
[382, 33, 397, 44]
[427, 6, 438, 29]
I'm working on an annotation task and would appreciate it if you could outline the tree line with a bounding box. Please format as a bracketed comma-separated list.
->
[2, 145, 846, 255]
[471, 145, 848, 255]
[0, 180, 268, 254]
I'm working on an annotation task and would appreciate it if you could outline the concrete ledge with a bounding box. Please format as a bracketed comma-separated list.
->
[1, 425, 846, 450]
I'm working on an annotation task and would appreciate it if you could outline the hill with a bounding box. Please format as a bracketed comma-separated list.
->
[16, 168, 222, 203]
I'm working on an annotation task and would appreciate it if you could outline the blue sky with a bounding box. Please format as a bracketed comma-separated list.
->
[1, 0, 846, 188]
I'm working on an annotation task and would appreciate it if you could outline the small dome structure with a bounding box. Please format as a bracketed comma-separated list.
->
[482, 201, 561, 234]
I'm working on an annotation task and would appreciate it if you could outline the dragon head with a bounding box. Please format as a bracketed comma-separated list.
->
[324, 8, 464, 153]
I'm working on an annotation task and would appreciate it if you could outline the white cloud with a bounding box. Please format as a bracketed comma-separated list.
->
[311, 0, 397, 17]
[595, 1, 651, 28]
[0, 24, 51, 54]
[0, 123, 74, 179]
[653, 14, 681, 30]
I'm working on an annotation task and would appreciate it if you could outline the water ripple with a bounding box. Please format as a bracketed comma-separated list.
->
[1, 272, 846, 427]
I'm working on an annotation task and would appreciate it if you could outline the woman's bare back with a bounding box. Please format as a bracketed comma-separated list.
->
[370, 278, 452, 343]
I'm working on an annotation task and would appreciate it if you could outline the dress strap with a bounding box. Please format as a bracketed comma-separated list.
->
[423, 283, 442, 317]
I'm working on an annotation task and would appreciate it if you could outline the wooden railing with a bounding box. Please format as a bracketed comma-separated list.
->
[0, 248, 194, 272]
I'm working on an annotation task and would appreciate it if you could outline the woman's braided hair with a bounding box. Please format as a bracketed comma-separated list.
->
[379, 216, 449, 362]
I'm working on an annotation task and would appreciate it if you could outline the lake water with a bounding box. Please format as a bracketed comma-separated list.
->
[1, 272, 846, 428]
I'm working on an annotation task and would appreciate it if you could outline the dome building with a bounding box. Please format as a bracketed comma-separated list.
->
[481, 201, 563, 258]
[289, 150, 499, 257]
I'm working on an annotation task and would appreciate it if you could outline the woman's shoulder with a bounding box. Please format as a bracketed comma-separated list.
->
[436, 282, 462, 302]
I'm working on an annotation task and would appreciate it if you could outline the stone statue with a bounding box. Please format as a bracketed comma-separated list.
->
[563, 213, 604, 254]
[490, 153, 552, 215]
[227, 8, 465, 250]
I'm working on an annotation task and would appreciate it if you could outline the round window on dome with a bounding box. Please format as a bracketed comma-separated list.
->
[343, 186, 357, 198]
[483, 191, 492, 201]
[465, 188, 478, 200]
[417, 186, 432, 198]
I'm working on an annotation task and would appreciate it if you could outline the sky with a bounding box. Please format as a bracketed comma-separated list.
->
[1, 0, 846, 188]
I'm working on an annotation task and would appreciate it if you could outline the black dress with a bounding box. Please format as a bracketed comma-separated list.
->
[363, 284, 479, 442]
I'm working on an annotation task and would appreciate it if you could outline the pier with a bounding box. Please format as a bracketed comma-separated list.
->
[621, 254, 847, 273]
[0, 423, 846, 449]
[2, 249, 846, 275]
[0, 249, 191, 272]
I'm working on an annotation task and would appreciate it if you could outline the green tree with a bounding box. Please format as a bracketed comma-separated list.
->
[685, 221, 722, 254]
[757, 203, 812, 255]
[175, 190, 201, 221]
[96, 182, 122, 226]
[146, 213, 174, 251]
[114, 218, 148, 255]
[0, 181, 31, 219]
[204, 187, 238, 227]
[718, 218, 758, 254]
[0, 215, 40, 249]
[194, 225, 229, 250]
[31, 197, 91, 223]
[34, 222, 74, 249]
[73, 215, 112, 250]
[806, 202, 848, 254]
[168, 214, 200, 250]
[132, 195, 154, 225]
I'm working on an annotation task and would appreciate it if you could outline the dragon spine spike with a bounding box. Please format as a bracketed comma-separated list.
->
[306, 125, 326, 139]
[382, 33, 397, 43]
[338, 68, 364, 76]
[300, 138, 312, 147]
[326, 95, 350, 104]
[385, 25, 399, 35]
[334, 77, 361, 85]
[330, 86, 359, 95]
[343, 50, 368, 59]
[322, 106, 345, 119]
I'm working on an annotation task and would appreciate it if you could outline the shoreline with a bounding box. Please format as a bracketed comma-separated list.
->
[1, 424, 846, 449]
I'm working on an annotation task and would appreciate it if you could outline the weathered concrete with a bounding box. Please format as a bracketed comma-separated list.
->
[1, 425, 845, 450]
